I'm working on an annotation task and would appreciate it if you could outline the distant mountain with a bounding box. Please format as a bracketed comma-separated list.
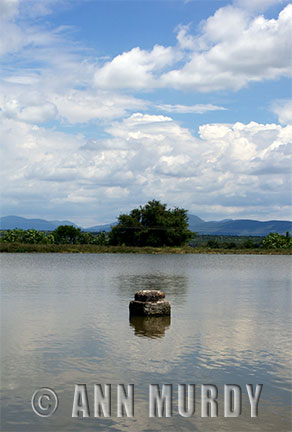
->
[49, 220, 79, 228]
[85, 214, 291, 236]
[1, 214, 291, 236]
[187, 214, 205, 226]
[0, 216, 78, 231]
[84, 223, 116, 233]
[187, 217, 292, 236]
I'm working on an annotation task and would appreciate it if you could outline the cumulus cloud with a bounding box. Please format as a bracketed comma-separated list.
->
[0, 76, 148, 125]
[1, 111, 291, 224]
[1, 1, 290, 121]
[0, 0, 291, 223]
[94, 45, 177, 90]
[272, 99, 292, 125]
[0, 97, 58, 123]
[176, 24, 196, 50]
[92, 4, 292, 92]
[199, 121, 291, 175]
[161, 4, 292, 91]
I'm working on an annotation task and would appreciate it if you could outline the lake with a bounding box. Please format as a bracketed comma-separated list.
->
[0, 253, 291, 431]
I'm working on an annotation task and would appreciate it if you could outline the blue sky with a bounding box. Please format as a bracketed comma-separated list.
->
[0, 0, 291, 226]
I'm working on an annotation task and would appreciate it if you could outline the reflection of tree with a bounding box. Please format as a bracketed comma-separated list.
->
[129, 315, 171, 339]
[116, 274, 188, 304]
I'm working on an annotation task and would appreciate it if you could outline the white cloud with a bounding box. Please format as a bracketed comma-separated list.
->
[18, 0, 65, 18]
[0, 0, 19, 19]
[1, 112, 291, 224]
[0, 0, 23, 56]
[1, 1, 290, 121]
[176, 24, 196, 50]
[200, 5, 248, 44]
[51, 90, 147, 123]
[94, 45, 177, 90]
[272, 99, 292, 125]
[0, 63, 148, 126]
[199, 121, 291, 174]
[0, 1, 291, 223]
[161, 4, 292, 91]
[1, 98, 58, 123]
[91, 4, 292, 93]
[157, 103, 227, 114]
[0, 1, 150, 126]
[0, 0, 69, 57]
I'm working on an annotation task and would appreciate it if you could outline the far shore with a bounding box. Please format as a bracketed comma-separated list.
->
[0, 243, 291, 255]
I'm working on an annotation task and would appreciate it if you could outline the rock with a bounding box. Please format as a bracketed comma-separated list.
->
[134, 290, 165, 302]
[129, 290, 171, 317]
[129, 300, 171, 316]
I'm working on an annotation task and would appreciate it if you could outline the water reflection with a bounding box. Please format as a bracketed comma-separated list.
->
[129, 315, 171, 339]
[1, 253, 291, 432]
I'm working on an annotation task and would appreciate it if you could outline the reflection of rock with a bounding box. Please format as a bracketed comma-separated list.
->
[129, 290, 171, 317]
[130, 315, 171, 339]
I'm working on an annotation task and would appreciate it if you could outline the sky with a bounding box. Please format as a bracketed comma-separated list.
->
[0, 0, 291, 227]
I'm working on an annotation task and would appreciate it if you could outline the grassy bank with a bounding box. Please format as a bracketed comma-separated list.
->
[0, 242, 291, 254]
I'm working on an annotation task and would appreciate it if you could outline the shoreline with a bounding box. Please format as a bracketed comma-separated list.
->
[0, 243, 291, 255]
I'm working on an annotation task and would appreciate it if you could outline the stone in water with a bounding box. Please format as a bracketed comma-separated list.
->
[129, 290, 171, 317]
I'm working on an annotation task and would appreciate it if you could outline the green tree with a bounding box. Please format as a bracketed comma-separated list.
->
[77, 231, 109, 245]
[1, 229, 25, 243]
[22, 229, 49, 244]
[43, 234, 55, 244]
[95, 231, 109, 246]
[109, 199, 194, 247]
[261, 232, 292, 249]
[53, 225, 83, 244]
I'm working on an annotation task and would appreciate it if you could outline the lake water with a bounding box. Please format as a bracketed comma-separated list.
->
[0, 253, 291, 431]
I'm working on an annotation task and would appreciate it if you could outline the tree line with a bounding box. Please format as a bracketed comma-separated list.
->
[0, 226, 108, 246]
[1, 200, 291, 249]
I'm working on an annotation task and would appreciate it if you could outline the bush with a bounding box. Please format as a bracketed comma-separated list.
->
[207, 239, 220, 248]
[261, 232, 292, 249]
[1, 228, 54, 244]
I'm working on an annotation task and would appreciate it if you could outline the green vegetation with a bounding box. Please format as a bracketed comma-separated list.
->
[189, 234, 263, 249]
[0, 200, 291, 254]
[0, 229, 291, 254]
[0, 226, 109, 246]
[1, 228, 55, 244]
[0, 242, 291, 254]
[261, 232, 292, 249]
[109, 200, 193, 247]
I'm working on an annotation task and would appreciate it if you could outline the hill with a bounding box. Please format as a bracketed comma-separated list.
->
[84, 223, 116, 233]
[1, 214, 291, 236]
[0, 216, 78, 231]
[188, 218, 292, 236]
